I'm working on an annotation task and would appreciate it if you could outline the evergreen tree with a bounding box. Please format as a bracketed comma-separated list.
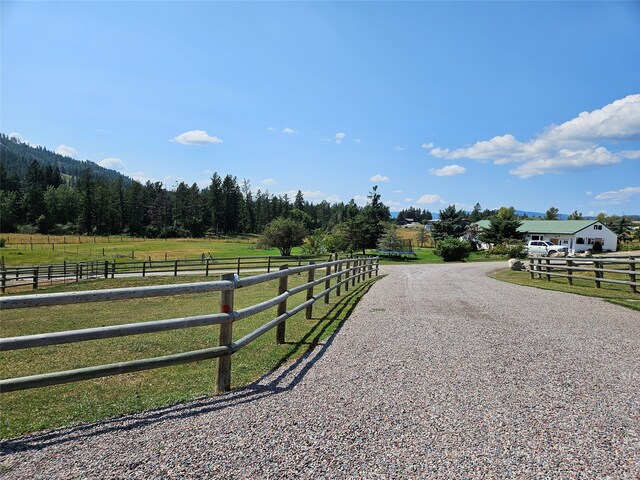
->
[431, 205, 467, 241]
[478, 207, 523, 245]
[545, 206, 559, 220]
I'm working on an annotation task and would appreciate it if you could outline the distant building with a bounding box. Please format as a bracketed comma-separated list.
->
[474, 220, 618, 253]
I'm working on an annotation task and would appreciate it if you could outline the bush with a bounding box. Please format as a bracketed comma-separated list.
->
[487, 241, 526, 259]
[0, 238, 6, 248]
[434, 237, 471, 262]
[301, 229, 327, 255]
[16, 224, 38, 234]
[259, 217, 307, 256]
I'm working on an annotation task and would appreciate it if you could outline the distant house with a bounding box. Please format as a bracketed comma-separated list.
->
[474, 220, 618, 253]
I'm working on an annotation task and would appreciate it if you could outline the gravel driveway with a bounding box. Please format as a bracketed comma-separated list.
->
[1, 262, 639, 479]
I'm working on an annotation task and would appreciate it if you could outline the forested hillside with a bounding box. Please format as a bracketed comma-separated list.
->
[0, 134, 389, 237]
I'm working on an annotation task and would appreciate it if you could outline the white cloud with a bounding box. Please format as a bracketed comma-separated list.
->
[98, 157, 125, 171]
[508, 147, 619, 178]
[56, 144, 78, 158]
[282, 127, 297, 135]
[421, 142, 434, 149]
[8, 132, 24, 142]
[394, 146, 406, 152]
[172, 130, 223, 145]
[129, 171, 158, 184]
[393, 189, 403, 193]
[417, 194, 444, 205]
[586, 191, 593, 196]
[403, 198, 414, 203]
[352, 194, 368, 206]
[267, 127, 276, 132]
[355, 139, 362, 143]
[621, 150, 640, 159]
[335, 132, 346, 143]
[429, 165, 467, 177]
[279, 190, 340, 203]
[262, 178, 278, 186]
[430, 94, 640, 177]
[369, 174, 390, 183]
[593, 186, 640, 204]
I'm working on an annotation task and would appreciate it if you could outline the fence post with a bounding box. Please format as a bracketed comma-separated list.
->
[566, 259, 573, 285]
[529, 258, 534, 279]
[267, 256, 272, 273]
[629, 258, 637, 294]
[324, 262, 331, 304]
[205, 258, 210, 277]
[344, 260, 351, 291]
[142, 261, 146, 277]
[48, 265, 52, 280]
[594, 261, 602, 289]
[33, 267, 39, 290]
[64, 261, 67, 278]
[305, 261, 316, 320]
[104, 260, 109, 278]
[237, 257, 241, 276]
[217, 273, 235, 393]
[545, 258, 551, 282]
[276, 265, 289, 344]
[336, 259, 342, 296]
[174, 260, 178, 276]
[352, 259, 357, 287]
[1, 270, 5, 293]
[111, 260, 116, 279]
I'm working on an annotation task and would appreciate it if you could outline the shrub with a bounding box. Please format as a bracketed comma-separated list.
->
[16, 224, 38, 234]
[434, 237, 471, 262]
[487, 241, 526, 259]
[592, 241, 603, 253]
[0, 238, 6, 248]
[258, 217, 307, 256]
[301, 229, 327, 255]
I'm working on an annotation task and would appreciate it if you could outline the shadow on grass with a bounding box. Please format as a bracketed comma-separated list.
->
[1, 277, 381, 453]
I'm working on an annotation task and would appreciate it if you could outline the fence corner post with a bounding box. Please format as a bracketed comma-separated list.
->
[276, 265, 289, 344]
[33, 266, 39, 290]
[305, 261, 316, 319]
[217, 272, 235, 393]
[629, 257, 637, 294]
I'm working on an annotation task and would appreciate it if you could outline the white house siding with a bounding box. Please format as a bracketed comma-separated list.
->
[523, 222, 617, 254]
[571, 224, 618, 253]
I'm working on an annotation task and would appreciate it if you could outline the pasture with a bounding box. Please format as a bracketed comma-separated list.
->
[0, 234, 278, 267]
[0, 270, 377, 438]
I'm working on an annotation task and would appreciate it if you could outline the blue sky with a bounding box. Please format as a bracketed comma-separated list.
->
[2, 1, 639, 215]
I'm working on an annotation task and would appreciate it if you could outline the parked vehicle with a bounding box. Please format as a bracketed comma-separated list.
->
[526, 240, 568, 256]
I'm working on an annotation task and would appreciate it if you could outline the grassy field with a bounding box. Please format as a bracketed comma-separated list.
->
[492, 269, 640, 312]
[0, 272, 378, 438]
[0, 234, 283, 267]
[0, 233, 508, 268]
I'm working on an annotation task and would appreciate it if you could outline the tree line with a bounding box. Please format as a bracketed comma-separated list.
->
[0, 158, 393, 240]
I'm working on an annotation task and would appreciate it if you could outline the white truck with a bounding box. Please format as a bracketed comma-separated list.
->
[526, 240, 568, 256]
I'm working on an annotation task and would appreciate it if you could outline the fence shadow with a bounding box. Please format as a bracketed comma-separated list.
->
[1, 277, 381, 454]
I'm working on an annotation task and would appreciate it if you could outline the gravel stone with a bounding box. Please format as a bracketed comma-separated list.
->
[1, 262, 638, 478]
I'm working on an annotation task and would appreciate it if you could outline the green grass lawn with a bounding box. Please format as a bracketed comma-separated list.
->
[0, 272, 378, 438]
[373, 247, 508, 265]
[491, 269, 640, 312]
[0, 236, 287, 267]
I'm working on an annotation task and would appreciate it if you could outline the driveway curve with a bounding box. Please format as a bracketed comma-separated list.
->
[2, 262, 639, 479]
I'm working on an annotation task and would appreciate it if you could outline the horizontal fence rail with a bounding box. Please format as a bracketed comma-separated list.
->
[0, 254, 364, 293]
[528, 256, 638, 294]
[0, 256, 380, 393]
